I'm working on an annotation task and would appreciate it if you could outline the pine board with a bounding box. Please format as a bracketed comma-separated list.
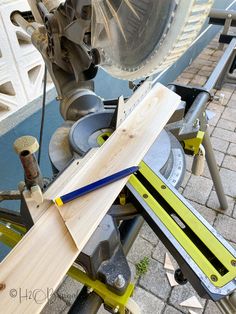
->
[0, 83, 180, 313]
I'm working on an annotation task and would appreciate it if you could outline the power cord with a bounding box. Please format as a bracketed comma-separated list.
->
[38, 64, 47, 166]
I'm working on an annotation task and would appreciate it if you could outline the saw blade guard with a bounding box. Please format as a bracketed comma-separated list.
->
[91, 0, 213, 80]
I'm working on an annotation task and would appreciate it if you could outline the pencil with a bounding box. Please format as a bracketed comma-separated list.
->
[54, 166, 139, 206]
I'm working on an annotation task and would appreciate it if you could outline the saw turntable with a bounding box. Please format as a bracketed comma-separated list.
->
[49, 108, 186, 188]
[1, 1, 236, 313]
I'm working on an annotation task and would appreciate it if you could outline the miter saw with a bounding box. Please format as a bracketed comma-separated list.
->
[1, 0, 236, 313]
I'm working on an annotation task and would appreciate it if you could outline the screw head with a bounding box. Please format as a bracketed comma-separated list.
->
[113, 306, 119, 313]
[231, 260, 236, 267]
[161, 185, 166, 189]
[193, 118, 200, 128]
[143, 194, 148, 199]
[114, 274, 125, 289]
[211, 275, 218, 282]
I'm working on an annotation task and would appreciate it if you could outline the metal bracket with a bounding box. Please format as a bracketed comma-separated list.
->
[0, 191, 21, 201]
[68, 267, 134, 314]
[183, 131, 205, 155]
[209, 9, 236, 50]
[167, 84, 211, 139]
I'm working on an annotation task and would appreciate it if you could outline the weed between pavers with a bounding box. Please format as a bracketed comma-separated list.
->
[135, 256, 150, 277]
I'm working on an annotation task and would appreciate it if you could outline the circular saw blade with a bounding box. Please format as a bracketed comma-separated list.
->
[92, 0, 174, 70]
[91, 0, 213, 80]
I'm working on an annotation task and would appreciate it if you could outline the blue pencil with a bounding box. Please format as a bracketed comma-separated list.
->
[54, 166, 139, 206]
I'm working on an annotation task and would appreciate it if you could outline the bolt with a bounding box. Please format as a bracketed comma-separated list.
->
[231, 260, 236, 267]
[114, 274, 126, 289]
[87, 287, 93, 294]
[56, 96, 63, 101]
[211, 275, 218, 282]
[193, 119, 200, 129]
[129, 81, 135, 90]
[213, 95, 220, 101]
[113, 305, 119, 313]
[213, 93, 224, 105]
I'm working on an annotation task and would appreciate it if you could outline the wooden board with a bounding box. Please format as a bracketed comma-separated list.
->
[0, 83, 180, 313]
[56, 83, 180, 248]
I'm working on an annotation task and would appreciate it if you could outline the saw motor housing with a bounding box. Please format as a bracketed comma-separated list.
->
[27, 0, 214, 122]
